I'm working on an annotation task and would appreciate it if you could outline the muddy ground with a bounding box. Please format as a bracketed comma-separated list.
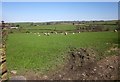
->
[10, 48, 120, 80]
[49, 48, 120, 80]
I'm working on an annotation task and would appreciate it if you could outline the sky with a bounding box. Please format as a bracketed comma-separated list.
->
[1, 2, 118, 22]
[1, 0, 120, 2]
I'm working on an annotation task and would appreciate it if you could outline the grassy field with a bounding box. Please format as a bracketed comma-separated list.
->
[10, 24, 77, 33]
[6, 31, 118, 74]
[11, 21, 118, 33]
[25, 24, 75, 30]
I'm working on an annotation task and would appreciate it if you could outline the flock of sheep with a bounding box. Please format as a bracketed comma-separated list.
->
[29, 29, 118, 37]
[31, 31, 81, 36]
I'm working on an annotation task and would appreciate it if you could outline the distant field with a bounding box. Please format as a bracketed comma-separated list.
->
[6, 32, 118, 74]
[11, 24, 77, 33]
[11, 20, 118, 34]
[25, 24, 75, 30]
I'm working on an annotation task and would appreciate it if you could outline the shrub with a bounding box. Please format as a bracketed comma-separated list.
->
[26, 31, 30, 33]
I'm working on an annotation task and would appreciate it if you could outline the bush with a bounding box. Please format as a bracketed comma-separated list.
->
[50, 31, 54, 33]
[26, 31, 30, 33]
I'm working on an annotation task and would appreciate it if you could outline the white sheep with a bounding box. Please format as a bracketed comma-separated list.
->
[44, 33, 47, 35]
[65, 32, 67, 35]
[72, 32, 75, 34]
[47, 33, 50, 36]
[114, 30, 118, 32]
[55, 32, 57, 34]
[78, 31, 81, 33]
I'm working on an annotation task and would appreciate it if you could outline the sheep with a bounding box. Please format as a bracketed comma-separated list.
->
[114, 30, 118, 32]
[47, 33, 50, 36]
[78, 31, 81, 33]
[38, 35, 40, 36]
[55, 32, 57, 34]
[44, 33, 47, 35]
[72, 32, 75, 34]
[44, 33, 50, 36]
[64, 32, 67, 35]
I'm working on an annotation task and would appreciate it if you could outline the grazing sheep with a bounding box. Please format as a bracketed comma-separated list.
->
[44, 33, 50, 36]
[72, 32, 75, 34]
[64, 32, 67, 35]
[114, 30, 118, 32]
[47, 33, 50, 36]
[55, 32, 57, 34]
[44, 33, 47, 35]
[78, 31, 81, 33]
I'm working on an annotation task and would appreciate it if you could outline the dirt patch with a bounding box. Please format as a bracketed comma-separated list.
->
[49, 48, 120, 80]
[10, 48, 120, 80]
[68, 48, 97, 70]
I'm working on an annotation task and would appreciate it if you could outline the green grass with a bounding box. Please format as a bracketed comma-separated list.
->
[17, 24, 75, 30]
[6, 31, 118, 74]
[12, 22, 118, 34]
[26, 24, 75, 30]
[11, 24, 77, 33]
